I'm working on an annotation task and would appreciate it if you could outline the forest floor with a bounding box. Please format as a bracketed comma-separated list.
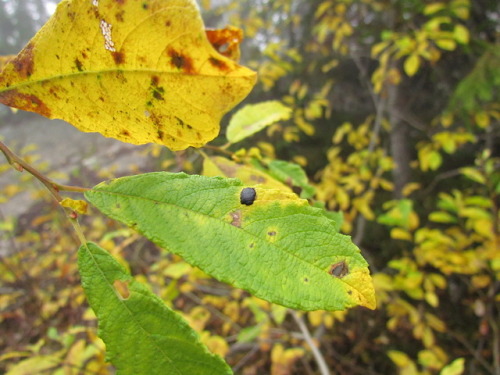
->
[0, 112, 155, 255]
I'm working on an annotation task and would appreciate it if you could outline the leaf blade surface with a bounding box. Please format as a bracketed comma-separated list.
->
[0, 0, 256, 150]
[78, 242, 232, 375]
[85, 172, 376, 311]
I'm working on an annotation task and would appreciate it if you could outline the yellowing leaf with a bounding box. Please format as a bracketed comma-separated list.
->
[453, 24, 470, 44]
[391, 228, 412, 241]
[440, 358, 465, 375]
[85, 173, 376, 311]
[0, 55, 15, 72]
[226, 101, 292, 143]
[474, 112, 490, 128]
[423, 3, 447, 15]
[60, 197, 88, 214]
[202, 155, 291, 191]
[404, 54, 421, 77]
[0, 0, 256, 151]
[435, 38, 457, 51]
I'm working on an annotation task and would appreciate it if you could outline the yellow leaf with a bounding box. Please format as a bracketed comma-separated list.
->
[391, 228, 413, 241]
[402, 182, 421, 197]
[0, 55, 16, 72]
[471, 275, 490, 289]
[60, 197, 88, 214]
[404, 54, 421, 77]
[435, 38, 457, 51]
[474, 112, 490, 128]
[423, 3, 447, 15]
[0, 0, 256, 151]
[440, 358, 465, 375]
[453, 24, 470, 44]
[425, 291, 439, 307]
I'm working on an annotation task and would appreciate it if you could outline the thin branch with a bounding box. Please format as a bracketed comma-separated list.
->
[290, 310, 331, 375]
[0, 140, 89, 201]
[0, 140, 88, 245]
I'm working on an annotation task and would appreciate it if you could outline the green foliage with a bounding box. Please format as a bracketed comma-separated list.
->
[84, 172, 375, 311]
[226, 101, 292, 144]
[78, 242, 232, 375]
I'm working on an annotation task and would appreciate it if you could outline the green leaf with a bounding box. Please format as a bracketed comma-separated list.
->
[78, 242, 232, 375]
[423, 2, 446, 15]
[226, 100, 292, 143]
[429, 211, 457, 224]
[440, 358, 465, 375]
[85, 172, 376, 311]
[267, 160, 316, 199]
[460, 167, 486, 184]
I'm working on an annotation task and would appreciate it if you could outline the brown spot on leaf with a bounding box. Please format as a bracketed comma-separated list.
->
[250, 175, 266, 183]
[0, 90, 51, 117]
[268, 231, 277, 236]
[12, 42, 35, 78]
[74, 58, 83, 71]
[209, 56, 230, 72]
[153, 87, 164, 100]
[151, 76, 160, 86]
[142, 2, 149, 9]
[115, 10, 125, 22]
[230, 211, 241, 227]
[112, 51, 125, 64]
[115, 0, 126, 4]
[175, 116, 185, 127]
[168, 49, 195, 74]
[157, 130, 164, 140]
[329, 261, 349, 278]
[121, 130, 130, 137]
[165, 20, 171, 27]
[113, 279, 130, 299]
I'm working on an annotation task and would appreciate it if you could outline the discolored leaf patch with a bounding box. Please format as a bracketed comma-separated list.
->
[0, 0, 256, 151]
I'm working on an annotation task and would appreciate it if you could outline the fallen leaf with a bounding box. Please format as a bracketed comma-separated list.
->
[0, 0, 256, 151]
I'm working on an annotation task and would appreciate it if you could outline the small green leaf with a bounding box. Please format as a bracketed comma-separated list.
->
[237, 325, 262, 343]
[460, 167, 486, 184]
[78, 242, 232, 375]
[85, 172, 375, 311]
[226, 101, 292, 143]
[267, 160, 316, 199]
[440, 358, 465, 375]
[429, 211, 457, 224]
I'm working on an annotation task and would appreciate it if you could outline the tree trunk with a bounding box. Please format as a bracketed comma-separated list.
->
[387, 82, 412, 199]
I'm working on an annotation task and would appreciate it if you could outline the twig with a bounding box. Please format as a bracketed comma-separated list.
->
[0, 140, 88, 245]
[290, 310, 331, 375]
[0, 140, 89, 201]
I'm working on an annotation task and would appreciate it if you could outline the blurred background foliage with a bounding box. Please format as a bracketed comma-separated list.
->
[0, 0, 499, 374]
